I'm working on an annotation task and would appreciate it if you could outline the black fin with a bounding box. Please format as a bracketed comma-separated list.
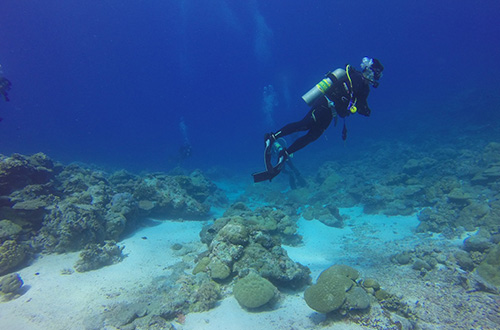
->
[342, 122, 347, 141]
[252, 169, 280, 183]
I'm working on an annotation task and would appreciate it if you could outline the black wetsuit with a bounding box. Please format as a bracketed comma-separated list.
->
[274, 66, 371, 154]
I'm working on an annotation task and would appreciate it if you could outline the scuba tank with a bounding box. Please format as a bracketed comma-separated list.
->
[301, 68, 346, 106]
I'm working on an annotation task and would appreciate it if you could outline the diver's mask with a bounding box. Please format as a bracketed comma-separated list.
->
[361, 57, 384, 88]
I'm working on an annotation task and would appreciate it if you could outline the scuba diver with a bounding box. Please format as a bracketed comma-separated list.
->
[271, 138, 307, 189]
[0, 76, 11, 102]
[169, 117, 193, 166]
[253, 57, 384, 183]
[178, 142, 192, 160]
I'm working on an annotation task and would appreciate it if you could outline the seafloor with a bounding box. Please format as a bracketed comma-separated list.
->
[0, 133, 499, 330]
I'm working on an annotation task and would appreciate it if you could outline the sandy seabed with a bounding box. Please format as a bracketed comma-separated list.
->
[1, 207, 498, 330]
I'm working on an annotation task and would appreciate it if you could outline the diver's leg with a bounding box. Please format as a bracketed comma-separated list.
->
[287, 105, 333, 154]
[273, 109, 315, 139]
[286, 129, 323, 154]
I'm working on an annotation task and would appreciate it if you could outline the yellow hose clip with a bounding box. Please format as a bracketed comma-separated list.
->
[346, 64, 357, 113]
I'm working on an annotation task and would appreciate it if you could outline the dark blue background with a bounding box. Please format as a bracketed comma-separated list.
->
[1, 0, 499, 175]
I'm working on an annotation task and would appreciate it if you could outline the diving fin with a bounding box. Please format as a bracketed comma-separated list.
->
[252, 148, 288, 183]
[252, 169, 280, 183]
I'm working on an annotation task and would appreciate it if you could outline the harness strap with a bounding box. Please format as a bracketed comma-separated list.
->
[324, 95, 338, 119]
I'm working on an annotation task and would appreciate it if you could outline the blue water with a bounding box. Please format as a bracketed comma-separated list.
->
[1, 0, 499, 174]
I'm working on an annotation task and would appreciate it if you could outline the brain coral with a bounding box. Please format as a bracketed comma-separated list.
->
[233, 272, 277, 309]
[304, 281, 346, 313]
[304, 264, 360, 314]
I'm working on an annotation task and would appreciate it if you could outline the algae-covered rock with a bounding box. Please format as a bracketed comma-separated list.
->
[454, 250, 474, 271]
[232, 243, 310, 288]
[345, 286, 371, 310]
[412, 258, 433, 271]
[374, 289, 392, 301]
[363, 278, 381, 291]
[402, 157, 437, 175]
[74, 241, 125, 272]
[217, 223, 249, 245]
[208, 258, 231, 280]
[0, 240, 26, 275]
[193, 256, 210, 275]
[233, 272, 277, 309]
[464, 235, 492, 252]
[0, 272, 23, 294]
[393, 253, 412, 265]
[476, 243, 500, 288]
[0, 220, 23, 241]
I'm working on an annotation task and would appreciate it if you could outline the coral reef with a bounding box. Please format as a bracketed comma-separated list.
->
[0, 152, 222, 254]
[74, 241, 125, 272]
[196, 203, 310, 290]
[240, 139, 500, 240]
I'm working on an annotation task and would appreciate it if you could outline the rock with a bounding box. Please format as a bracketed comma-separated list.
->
[345, 287, 371, 310]
[394, 253, 412, 265]
[0, 273, 23, 294]
[232, 244, 310, 288]
[217, 223, 249, 245]
[74, 241, 125, 272]
[0, 153, 55, 196]
[447, 188, 472, 205]
[412, 259, 432, 271]
[455, 250, 474, 271]
[464, 235, 492, 252]
[402, 157, 437, 175]
[208, 258, 231, 280]
[0, 240, 26, 275]
[0, 220, 23, 241]
[363, 278, 381, 290]
[475, 243, 500, 289]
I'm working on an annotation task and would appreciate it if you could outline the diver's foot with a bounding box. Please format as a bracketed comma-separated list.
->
[264, 132, 276, 148]
[276, 148, 289, 168]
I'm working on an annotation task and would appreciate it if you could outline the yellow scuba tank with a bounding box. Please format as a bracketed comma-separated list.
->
[301, 68, 346, 106]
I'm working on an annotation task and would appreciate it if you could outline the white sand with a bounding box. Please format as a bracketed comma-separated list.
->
[0, 208, 422, 330]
